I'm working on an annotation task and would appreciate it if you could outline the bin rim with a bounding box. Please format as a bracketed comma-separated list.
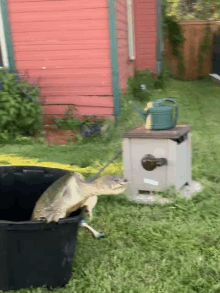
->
[0, 165, 70, 172]
[0, 209, 83, 229]
[0, 165, 83, 228]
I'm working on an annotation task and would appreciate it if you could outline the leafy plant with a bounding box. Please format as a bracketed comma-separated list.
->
[54, 105, 82, 130]
[0, 130, 9, 142]
[164, 16, 185, 77]
[165, 0, 220, 21]
[127, 67, 171, 101]
[82, 115, 105, 127]
[198, 22, 212, 78]
[154, 62, 172, 89]
[79, 115, 106, 139]
[127, 69, 156, 102]
[82, 115, 97, 128]
[55, 116, 82, 131]
[164, 17, 184, 57]
[55, 107, 105, 134]
[0, 69, 42, 139]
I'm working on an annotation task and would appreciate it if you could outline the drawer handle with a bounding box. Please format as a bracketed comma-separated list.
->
[141, 154, 167, 171]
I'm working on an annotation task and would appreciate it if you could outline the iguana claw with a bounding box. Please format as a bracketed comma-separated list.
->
[96, 233, 105, 239]
[80, 220, 105, 239]
[39, 209, 66, 223]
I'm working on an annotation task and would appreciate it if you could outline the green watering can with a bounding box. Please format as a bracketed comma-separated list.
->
[129, 98, 178, 130]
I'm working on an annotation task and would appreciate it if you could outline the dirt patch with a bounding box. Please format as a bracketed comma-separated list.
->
[44, 128, 77, 145]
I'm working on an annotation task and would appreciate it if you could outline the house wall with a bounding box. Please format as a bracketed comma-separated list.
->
[116, 0, 135, 92]
[7, 0, 114, 123]
[134, 0, 157, 73]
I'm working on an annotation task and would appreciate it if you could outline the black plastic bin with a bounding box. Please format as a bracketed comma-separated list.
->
[0, 166, 83, 291]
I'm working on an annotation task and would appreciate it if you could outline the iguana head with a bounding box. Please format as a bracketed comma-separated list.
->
[92, 175, 129, 195]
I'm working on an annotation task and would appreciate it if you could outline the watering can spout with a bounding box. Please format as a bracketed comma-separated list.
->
[129, 101, 146, 121]
[129, 98, 178, 130]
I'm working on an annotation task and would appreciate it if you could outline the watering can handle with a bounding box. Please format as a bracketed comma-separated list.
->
[159, 98, 178, 127]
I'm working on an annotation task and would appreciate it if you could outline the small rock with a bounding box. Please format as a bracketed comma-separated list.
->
[101, 124, 109, 135]
[108, 115, 116, 122]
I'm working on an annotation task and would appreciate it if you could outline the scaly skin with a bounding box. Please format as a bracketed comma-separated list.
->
[31, 172, 129, 223]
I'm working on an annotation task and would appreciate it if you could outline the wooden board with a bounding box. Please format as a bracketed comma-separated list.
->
[14, 59, 111, 69]
[123, 125, 191, 139]
[11, 20, 109, 32]
[15, 40, 110, 51]
[15, 49, 111, 61]
[9, 0, 108, 11]
[45, 96, 113, 107]
[44, 105, 114, 115]
[41, 87, 113, 96]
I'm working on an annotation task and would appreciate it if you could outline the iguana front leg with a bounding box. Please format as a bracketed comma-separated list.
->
[37, 206, 67, 223]
[80, 220, 105, 239]
[83, 195, 98, 221]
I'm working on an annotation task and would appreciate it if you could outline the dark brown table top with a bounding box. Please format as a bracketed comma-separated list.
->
[123, 125, 191, 139]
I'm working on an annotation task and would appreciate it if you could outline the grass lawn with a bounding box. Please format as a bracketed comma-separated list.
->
[2, 78, 220, 292]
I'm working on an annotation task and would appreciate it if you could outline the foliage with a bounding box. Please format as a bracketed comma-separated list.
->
[0, 131, 47, 145]
[54, 105, 82, 130]
[164, 15, 185, 77]
[82, 115, 105, 128]
[127, 67, 172, 102]
[127, 69, 157, 102]
[154, 61, 173, 89]
[164, 0, 220, 80]
[164, 17, 185, 57]
[0, 70, 42, 140]
[166, 0, 220, 21]
[198, 22, 212, 78]
[164, 2, 215, 80]
[55, 106, 105, 131]
[55, 106, 107, 144]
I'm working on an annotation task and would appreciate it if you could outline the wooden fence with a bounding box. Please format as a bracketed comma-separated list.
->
[165, 21, 220, 80]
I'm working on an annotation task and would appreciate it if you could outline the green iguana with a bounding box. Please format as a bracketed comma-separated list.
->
[31, 171, 129, 237]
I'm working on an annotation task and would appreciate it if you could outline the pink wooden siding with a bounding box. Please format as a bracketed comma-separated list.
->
[7, 0, 114, 122]
[134, 0, 157, 73]
[116, 0, 135, 91]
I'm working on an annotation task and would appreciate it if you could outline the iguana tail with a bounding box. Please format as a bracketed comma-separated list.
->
[87, 150, 122, 183]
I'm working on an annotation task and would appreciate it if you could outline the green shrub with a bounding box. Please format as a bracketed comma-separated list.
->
[154, 63, 172, 89]
[55, 106, 105, 130]
[54, 105, 82, 130]
[127, 66, 172, 102]
[127, 69, 155, 102]
[55, 116, 82, 130]
[0, 70, 42, 139]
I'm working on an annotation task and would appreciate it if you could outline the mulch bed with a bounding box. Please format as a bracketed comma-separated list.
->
[43, 127, 77, 145]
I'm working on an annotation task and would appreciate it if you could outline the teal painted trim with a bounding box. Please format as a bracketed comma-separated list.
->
[1, 0, 16, 71]
[156, 0, 163, 76]
[108, 0, 121, 117]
